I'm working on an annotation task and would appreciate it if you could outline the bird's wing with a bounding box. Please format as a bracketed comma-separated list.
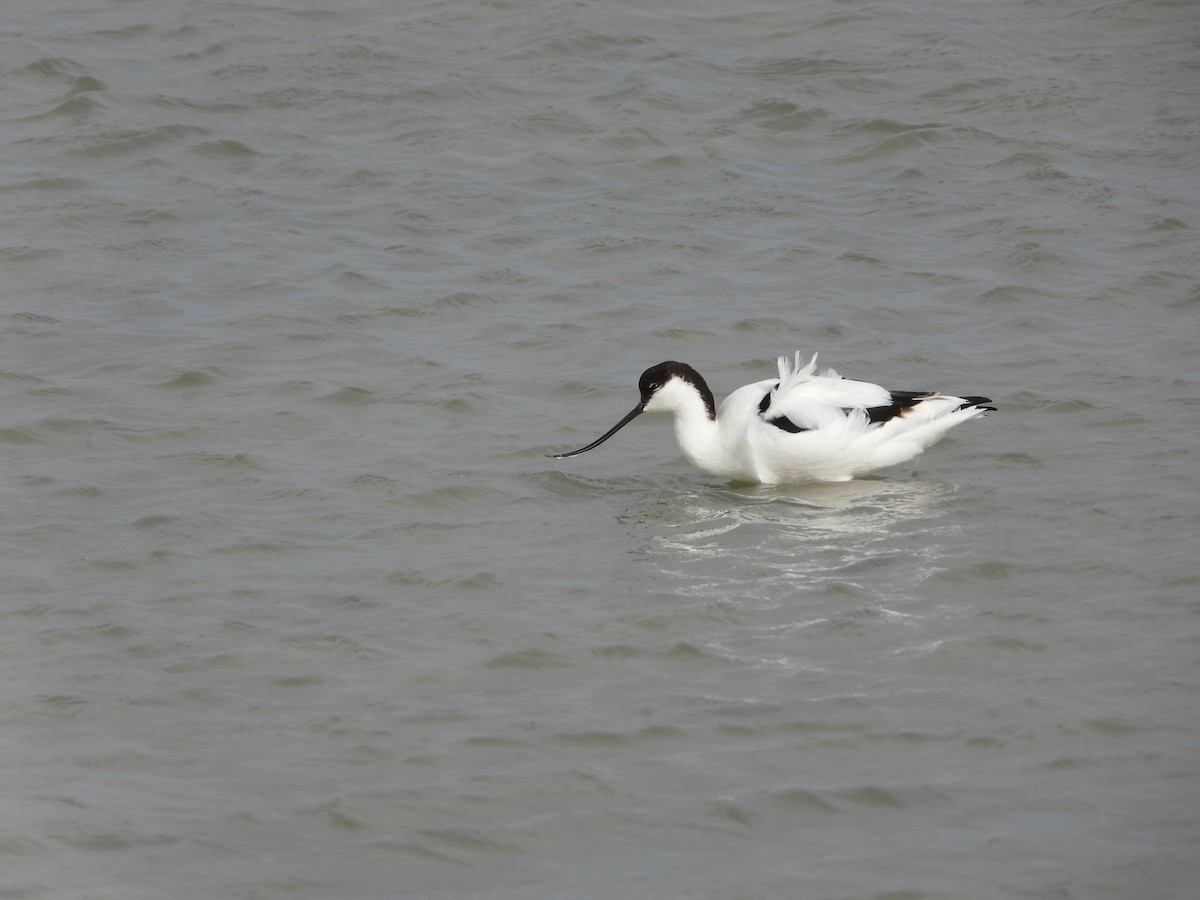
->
[759, 352, 894, 431]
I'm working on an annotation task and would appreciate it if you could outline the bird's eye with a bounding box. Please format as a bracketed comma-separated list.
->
[648, 382, 660, 392]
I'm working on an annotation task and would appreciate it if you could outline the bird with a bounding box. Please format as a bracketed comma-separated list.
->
[548, 351, 994, 484]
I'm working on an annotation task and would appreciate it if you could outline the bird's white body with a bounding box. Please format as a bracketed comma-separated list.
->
[551, 352, 994, 485]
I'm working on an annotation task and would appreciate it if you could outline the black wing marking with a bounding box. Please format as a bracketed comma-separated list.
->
[957, 395, 996, 412]
[757, 383, 779, 414]
[757, 382, 810, 433]
[861, 390, 935, 425]
[767, 415, 808, 433]
[860, 391, 996, 424]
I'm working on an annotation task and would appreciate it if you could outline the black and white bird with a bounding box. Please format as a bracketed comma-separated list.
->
[549, 351, 994, 483]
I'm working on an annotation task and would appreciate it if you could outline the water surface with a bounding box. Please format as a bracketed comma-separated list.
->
[2, 1, 1197, 897]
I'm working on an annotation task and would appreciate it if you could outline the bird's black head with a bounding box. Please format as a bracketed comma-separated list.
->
[638, 361, 716, 419]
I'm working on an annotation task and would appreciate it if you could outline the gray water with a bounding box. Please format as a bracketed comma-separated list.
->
[2, 1, 1197, 897]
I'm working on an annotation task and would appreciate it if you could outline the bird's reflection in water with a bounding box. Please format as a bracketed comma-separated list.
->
[620, 478, 969, 671]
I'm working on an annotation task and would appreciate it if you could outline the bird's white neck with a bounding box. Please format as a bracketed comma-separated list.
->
[644, 377, 723, 473]
[672, 402, 724, 472]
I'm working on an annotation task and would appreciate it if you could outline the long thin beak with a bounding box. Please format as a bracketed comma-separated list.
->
[548, 404, 645, 458]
